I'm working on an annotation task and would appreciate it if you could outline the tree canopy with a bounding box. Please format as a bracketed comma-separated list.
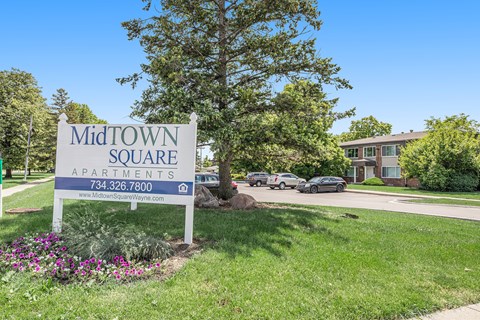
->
[399, 114, 480, 191]
[0, 75, 107, 178]
[51, 88, 107, 124]
[340, 115, 392, 142]
[121, 0, 352, 198]
[232, 80, 353, 175]
[0, 69, 53, 177]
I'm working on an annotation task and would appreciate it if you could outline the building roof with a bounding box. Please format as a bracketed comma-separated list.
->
[340, 131, 427, 147]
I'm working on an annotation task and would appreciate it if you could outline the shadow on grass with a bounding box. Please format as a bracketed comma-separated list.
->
[0, 200, 349, 259]
[0, 208, 53, 243]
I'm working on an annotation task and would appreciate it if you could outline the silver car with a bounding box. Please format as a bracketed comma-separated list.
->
[267, 173, 306, 190]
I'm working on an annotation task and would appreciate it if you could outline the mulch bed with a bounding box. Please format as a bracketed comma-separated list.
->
[158, 238, 207, 280]
[5, 208, 42, 215]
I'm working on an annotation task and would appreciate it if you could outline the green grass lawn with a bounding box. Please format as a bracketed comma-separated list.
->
[406, 198, 480, 207]
[348, 184, 480, 200]
[1, 182, 480, 319]
[1, 171, 53, 189]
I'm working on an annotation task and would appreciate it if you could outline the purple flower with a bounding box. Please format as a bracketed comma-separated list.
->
[90, 258, 96, 263]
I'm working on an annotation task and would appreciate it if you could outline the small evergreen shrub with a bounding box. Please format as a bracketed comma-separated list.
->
[362, 177, 385, 186]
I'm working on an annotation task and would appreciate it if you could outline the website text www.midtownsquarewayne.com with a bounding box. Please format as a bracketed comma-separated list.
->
[79, 191, 165, 203]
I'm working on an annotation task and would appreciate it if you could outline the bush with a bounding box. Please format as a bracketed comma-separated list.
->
[362, 177, 385, 186]
[231, 173, 245, 180]
[419, 164, 449, 191]
[448, 173, 479, 192]
[62, 208, 173, 262]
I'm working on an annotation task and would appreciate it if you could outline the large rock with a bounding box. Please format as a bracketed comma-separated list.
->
[230, 193, 257, 210]
[194, 185, 219, 208]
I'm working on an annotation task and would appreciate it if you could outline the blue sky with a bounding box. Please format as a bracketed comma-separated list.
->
[1, 1, 479, 134]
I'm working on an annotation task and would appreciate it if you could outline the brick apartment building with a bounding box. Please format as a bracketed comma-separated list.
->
[340, 131, 426, 187]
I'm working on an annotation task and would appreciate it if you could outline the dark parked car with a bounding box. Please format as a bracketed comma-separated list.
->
[297, 176, 347, 193]
[195, 173, 238, 191]
[245, 172, 270, 187]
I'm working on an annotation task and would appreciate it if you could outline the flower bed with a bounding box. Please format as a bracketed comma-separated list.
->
[0, 232, 163, 283]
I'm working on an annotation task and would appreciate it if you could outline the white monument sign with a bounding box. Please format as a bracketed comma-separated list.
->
[53, 113, 198, 244]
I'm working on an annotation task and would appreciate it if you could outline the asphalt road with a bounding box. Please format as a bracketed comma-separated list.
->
[238, 184, 480, 222]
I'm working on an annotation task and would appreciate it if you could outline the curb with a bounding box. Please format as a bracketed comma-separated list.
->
[346, 188, 480, 202]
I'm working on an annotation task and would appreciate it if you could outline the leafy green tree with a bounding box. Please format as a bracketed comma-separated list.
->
[0, 69, 52, 178]
[63, 102, 107, 124]
[340, 115, 392, 142]
[399, 114, 480, 191]
[203, 156, 213, 168]
[121, 0, 351, 198]
[234, 80, 353, 176]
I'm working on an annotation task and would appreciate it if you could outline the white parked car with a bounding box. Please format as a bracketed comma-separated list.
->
[267, 173, 306, 190]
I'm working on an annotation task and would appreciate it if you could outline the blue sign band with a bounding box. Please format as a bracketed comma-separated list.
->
[55, 177, 193, 196]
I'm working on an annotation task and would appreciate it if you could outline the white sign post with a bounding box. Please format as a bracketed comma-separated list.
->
[53, 113, 198, 244]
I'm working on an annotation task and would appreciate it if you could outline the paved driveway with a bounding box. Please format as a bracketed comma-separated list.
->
[238, 184, 480, 222]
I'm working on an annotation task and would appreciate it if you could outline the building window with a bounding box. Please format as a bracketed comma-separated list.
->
[363, 146, 376, 158]
[345, 148, 358, 158]
[382, 166, 401, 178]
[382, 145, 400, 157]
[346, 166, 356, 177]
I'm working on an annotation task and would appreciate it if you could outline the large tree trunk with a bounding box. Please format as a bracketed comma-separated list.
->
[5, 168, 13, 179]
[218, 155, 233, 200]
[216, 0, 232, 201]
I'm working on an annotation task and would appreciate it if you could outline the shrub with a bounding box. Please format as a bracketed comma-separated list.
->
[419, 164, 449, 191]
[448, 173, 479, 192]
[231, 173, 245, 180]
[362, 177, 385, 186]
[62, 208, 173, 262]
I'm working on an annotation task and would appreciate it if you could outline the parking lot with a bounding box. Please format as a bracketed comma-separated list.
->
[238, 183, 480, 221]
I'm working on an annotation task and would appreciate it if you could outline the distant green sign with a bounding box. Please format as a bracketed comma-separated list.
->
[0, 158, 3, 185]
